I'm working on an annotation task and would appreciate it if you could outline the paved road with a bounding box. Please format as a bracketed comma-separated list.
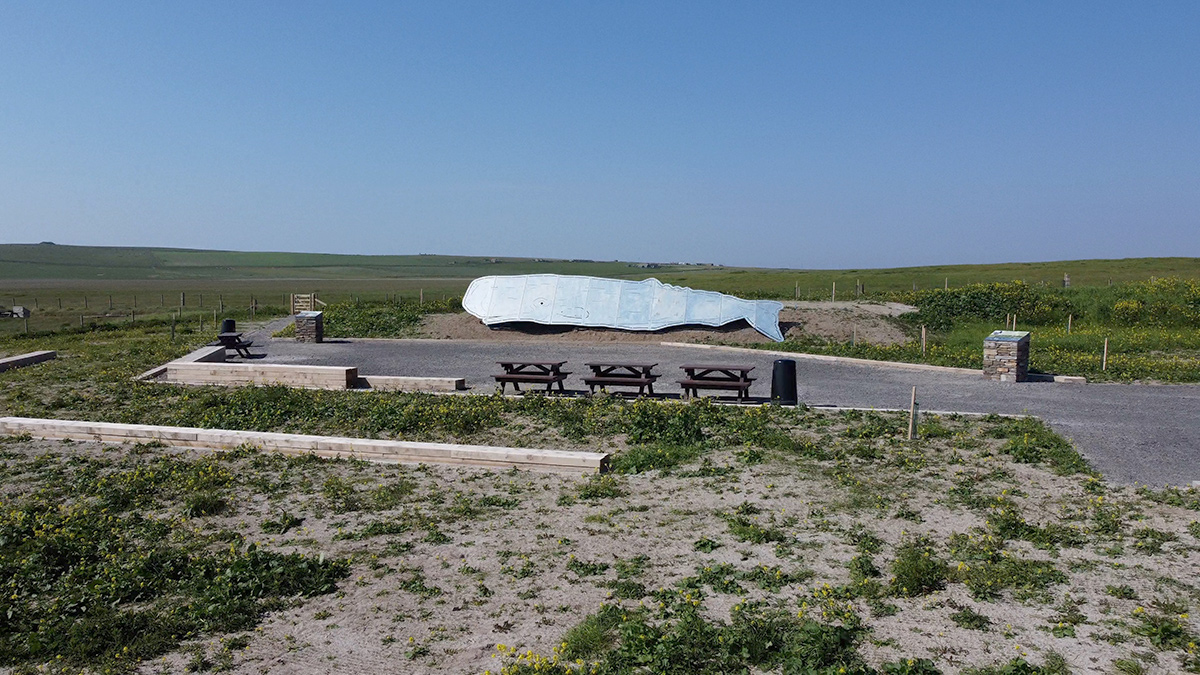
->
[247, 334, 1200, 487]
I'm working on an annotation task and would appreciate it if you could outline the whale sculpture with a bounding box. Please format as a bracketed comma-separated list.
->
[462, 274, 784, 342]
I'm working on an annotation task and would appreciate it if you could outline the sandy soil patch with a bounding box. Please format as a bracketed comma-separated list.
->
[5, 405, 1198, 675]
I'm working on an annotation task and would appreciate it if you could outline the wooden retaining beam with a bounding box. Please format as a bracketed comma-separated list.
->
[357, 375, 466, 392]
[0, 417, 609, 474]
[0, 350, 56, 373]
[166, 362, 358, 390]
[135, 345, 227, 381]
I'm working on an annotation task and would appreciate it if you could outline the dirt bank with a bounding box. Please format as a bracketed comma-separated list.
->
[418, 301, 915, 345]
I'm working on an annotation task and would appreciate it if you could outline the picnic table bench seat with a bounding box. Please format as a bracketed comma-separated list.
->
[582, 375, 658, 395]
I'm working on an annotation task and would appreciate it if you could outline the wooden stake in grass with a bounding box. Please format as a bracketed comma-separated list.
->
[1102, 337, 1109, 371]
[108, 295, 112, 310]
[1067, 314, 1072, 334]
[170, 314, 175, 342]
[921, 325, 927, 355]
[420, 289, 424, 305]
[831, 281, 836, 302]
[852, 325, 856, 346]
[180, 292, 185, 308]
[907, 386, 919, 440]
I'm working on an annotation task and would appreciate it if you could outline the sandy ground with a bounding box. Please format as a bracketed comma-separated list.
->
[417, 301, 914, 345]
[6, 417, 1172, 675]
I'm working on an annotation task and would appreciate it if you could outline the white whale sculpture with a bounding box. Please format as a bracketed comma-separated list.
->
[461, 274, 784, 342]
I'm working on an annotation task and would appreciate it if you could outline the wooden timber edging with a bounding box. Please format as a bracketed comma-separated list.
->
[166, 362, 358, 390]
[0, 350, 56, 373]
[0, 417, 609, 474]
[137, 346, 467, 392]
[357, 375, 466, 391]
[134, 345, 227, 381]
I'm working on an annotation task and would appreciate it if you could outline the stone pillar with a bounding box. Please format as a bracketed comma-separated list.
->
[295, 311, 324, 343]
[983, 330, 1030, 382]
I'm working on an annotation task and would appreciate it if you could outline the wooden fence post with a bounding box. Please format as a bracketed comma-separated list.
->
[1067, 314, 1072, 334]
[831, 281, 836, 302]
[921, 326, 927, 355]
[907, 387, 918, 440]
[1102, 338, 1109, 371]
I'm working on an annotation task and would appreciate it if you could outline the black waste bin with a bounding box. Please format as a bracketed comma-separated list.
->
[219, 318, 236, 334]
[771, 359, 798, 405]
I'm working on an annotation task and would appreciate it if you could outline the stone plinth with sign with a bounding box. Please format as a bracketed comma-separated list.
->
[295, 311, 324, 343]
[983, 330, 1030, 382]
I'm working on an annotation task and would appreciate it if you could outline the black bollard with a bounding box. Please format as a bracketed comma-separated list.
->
[220, 318, 236, 334]
[771, 359, 798, 405]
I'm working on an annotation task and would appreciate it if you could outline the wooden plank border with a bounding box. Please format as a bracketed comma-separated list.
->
[0, 417, 609, 474]
[0, 350, 56, 373]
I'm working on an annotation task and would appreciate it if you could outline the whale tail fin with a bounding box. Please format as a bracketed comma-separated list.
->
[748, 301, 785, 342]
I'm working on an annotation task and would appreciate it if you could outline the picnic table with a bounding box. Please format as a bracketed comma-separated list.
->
[583, 362, 660, 396]
[495, 360, 571, 394]
[211, 331, 255, 358]
[677, 363, 755, 400]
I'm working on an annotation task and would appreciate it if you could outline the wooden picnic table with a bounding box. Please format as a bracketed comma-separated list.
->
[211, 331, 255, 358]
[495, 360, 571, 394]
[677, 363, 756, 400]
[583, 362, 660, 396]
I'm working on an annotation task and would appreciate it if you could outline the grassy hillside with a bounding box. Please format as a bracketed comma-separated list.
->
[2, 244, 1199, 292]
[0, 243, 707, 281]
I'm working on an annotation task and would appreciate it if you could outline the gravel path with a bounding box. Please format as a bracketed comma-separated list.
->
[248, 337, 1200, 487]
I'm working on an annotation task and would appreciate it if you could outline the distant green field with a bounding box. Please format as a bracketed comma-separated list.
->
[3, 243, 1200, 343]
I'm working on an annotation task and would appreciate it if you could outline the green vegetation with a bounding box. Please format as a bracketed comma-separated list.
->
[762, 277, 1200, 382]
[0, 451, 348, 671]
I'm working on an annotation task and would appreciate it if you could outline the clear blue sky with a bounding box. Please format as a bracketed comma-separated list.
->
[2, 2, 1197, 268]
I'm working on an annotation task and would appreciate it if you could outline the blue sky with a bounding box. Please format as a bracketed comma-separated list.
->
[2, 2, 1197, 268]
